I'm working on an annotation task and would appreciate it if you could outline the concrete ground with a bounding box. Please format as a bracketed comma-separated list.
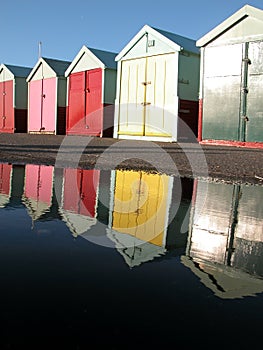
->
[0, 133, 262, 185]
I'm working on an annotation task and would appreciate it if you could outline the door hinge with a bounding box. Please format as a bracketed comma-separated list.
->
[242, 58, 251, 65]
[242, 115, 249, 122]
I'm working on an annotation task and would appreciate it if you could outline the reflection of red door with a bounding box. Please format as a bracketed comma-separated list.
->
[63, 168, 100, 217]
[0, 80, 14, 132]
[67, 69, 102, 135]
[0, 163, 12, 195]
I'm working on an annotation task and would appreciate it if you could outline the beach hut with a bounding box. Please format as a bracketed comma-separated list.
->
[27, 57, 70, 135]
[197, 4, 263, 148]
[64, 46, 117, 137]
[113, 25, 200, 142]
[0, 64, 31, 133]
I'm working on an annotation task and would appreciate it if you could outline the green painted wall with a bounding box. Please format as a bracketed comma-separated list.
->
[15, 77, 28, 109]
[178, 51, 200, 101]
[104, 68, 117, 104]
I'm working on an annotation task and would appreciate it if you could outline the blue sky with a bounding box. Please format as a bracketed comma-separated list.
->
[1, 0, 263, 68]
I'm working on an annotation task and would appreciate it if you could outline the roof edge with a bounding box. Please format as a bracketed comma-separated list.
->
[65, 45, 105, 77]
[115, 24, 182, 61]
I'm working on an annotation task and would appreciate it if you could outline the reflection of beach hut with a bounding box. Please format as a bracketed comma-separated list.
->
[0, 163, 12, 207]
[114, 25, 200, 142]
[197, 5, 263, 147]
[0, 64, 31, 133]
[107, 170, 174, 267]
[23, 164, 54, 222]
[65, 46, 117, 137]
[184, 179, 263, 298]
[27, 57, 70, 135]
[60, 168, 100, 237]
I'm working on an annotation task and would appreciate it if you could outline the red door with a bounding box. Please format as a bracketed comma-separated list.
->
[85, 69, 103, 135]
[67, 69, 102, 135]
[0, 80, 14, 133]
[67, 72, 85, 133]
[63, 168, 100, 217]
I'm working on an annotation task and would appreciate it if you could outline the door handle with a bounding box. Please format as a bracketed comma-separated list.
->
[141, 102, 151, 106]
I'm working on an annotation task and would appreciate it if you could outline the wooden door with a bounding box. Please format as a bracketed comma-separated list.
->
[85, 68, 103, 135]
[118, 58, 146, 136]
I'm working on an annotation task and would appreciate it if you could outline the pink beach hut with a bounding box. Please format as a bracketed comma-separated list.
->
[27, 57, 70, 135]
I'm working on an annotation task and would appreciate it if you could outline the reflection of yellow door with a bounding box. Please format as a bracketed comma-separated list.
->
[112, 170, 170, 246]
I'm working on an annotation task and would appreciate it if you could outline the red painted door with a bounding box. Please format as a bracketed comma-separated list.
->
[67, 72, 85, 133]
[0, 80, 14, 132]
[67, 69, 102, 135]
[85, 69, 103, 135]
[63, 168, 100, 217]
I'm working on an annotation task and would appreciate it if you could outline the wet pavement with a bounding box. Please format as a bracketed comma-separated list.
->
[0, 132, 262, 185]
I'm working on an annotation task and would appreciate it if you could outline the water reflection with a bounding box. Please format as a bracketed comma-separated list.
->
[0, 163, 12, 207]
[0, 162, 263, 299]
[60, 168, 100, 237]
[23, 164, 54, 223]
[107, 170, 192, 267]
[182, 179, 263, 298]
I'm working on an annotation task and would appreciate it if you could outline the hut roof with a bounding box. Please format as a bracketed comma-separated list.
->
[0, 64, 32, 78]
[196, 4, 263, 47]
[116, 24, 199, 61]
[65, 46, 117, 77]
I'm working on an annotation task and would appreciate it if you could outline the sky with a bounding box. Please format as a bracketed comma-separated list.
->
[1, 0, 263, 68]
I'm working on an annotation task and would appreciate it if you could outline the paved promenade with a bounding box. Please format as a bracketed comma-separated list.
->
[0, 133, 262, 185]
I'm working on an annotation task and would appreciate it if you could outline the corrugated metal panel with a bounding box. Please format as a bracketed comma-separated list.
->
[202, 44, 242, 141]
[246, 40, 263, 142]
